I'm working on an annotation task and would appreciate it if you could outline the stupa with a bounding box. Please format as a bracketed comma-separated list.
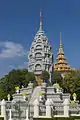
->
[28, 11, 53, 85]
[54, 32, 72, 74]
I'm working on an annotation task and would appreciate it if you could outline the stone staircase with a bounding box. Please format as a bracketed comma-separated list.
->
[29, 86, 41, 104]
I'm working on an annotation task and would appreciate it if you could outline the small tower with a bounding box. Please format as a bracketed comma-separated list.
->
[28, 11, 53, 85]
[54, 32, 71, 74]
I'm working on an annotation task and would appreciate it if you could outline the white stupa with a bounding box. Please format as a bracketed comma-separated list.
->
[28, 11, 53, 83]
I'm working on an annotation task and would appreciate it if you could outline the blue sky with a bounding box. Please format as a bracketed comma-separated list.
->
[0, 0, 80, 77]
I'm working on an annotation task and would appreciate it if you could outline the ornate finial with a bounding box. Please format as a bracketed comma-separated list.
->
[59, 32, 64, 53]
[40, 10, 42, 31]
[60, 32, 62, 48]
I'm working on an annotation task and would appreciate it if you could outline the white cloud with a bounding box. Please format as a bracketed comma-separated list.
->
[0, 41, 26, 58]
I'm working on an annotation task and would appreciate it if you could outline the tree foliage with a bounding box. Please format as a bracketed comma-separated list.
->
[52, 71, 62, 84]
[0, 68, 80, 101]
[62, 71, 80, 100]
[0, 69, 35, 100]
[41, 70, 50, 83]
[52, 70, 80, 100]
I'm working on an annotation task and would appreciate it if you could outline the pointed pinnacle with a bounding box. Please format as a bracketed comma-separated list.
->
[60, 32, 62, 48]
[59, 32, 64, 53]
[40, 10, 42, 30]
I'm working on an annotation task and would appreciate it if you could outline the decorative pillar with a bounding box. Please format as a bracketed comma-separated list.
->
[56, 83, 60, 93]
[56, 88, 59, 93]
[33, 99, 39, 118]
[63, 99, 69, 117]
[15, 86, 20, 94]
[38, 91, 43, 102]
[73, 93, 77, 102]
[28, 81, 33, 88]
[49, 65, 52, 84]
[73, 96, 76, 102]
[1, 99, 6, 120]
[45, 99, 52, 118]
[7, 94, 10, 101]
[39, 96, 43, 102]
[25, 108, 29, 120]
[9, 109, 12, 120]
[22, 91, 27, 101]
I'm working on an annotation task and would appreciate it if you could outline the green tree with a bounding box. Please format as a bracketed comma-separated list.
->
[62, 71, 80, 100]
[0, 68, 35, 99]
[52, 71, 62, 85]
[41, 70, 50, 83]
[25, 72, 36, 87]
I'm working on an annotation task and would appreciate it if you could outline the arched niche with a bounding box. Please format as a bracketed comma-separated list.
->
[35, 52, 42, 58]
[36, 45, 42, 49]
[35, 64, 41, 70]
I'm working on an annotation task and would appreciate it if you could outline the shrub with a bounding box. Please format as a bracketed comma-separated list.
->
[34, 116, 80, 120]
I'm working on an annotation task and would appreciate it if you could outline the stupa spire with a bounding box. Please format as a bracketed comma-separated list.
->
[39, 10, 43, 31]
[54, 32, 71, 73]
[60, 32, 62, 47]
[59, 32, 64, 53]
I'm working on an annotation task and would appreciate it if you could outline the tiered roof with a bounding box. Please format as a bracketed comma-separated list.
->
[54, 33, 72, 73]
